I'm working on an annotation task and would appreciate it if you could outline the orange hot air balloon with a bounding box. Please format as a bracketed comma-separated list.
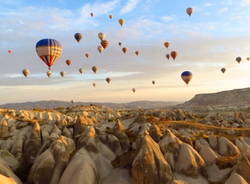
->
[101, 40, 109, 49]
[236, 57, 242, 63]
[118, 19, 125, 26]
[247, 57, 250, 61]
[79, 68, 83, 74]
[132, 88, 136, 93]
[152, 81, 155, 85]
[98, 32, 106, 41]
[118, 42, 122, 46]
[85, 53, 90, 58]
[122, 47, 128, 54]
[221, 68, 226, 74]
[90, 12, 94, 17]
[186, 8, 193, 16]
[106, 77, 111, 84]
[109, 15, 113, 19]
[66, 59, 72, 66]
[92, 83, 96, 87]
[170, 51, 178, 60]
[97, 45, 104, 53]
[135, 51, 139, 56]
[164, 42, 170, 48]
[92, 66, 98, 73]
[8, 50, 12, 54]
[166, 54, 170, 60]
[22, 69, 30, 77]
[47, 71, 52, 78]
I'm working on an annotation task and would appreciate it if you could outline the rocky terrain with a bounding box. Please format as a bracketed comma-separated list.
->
[180, 87, 250, 108]
[1, 105, 250, 183]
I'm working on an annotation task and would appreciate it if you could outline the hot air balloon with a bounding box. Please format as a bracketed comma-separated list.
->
[221, 68, 226, 74]
[152, 81, 155, 85]
[90, 12, 94, 17]
[101, 40, 109, 49]
[186, 8, 193, 16]
[118, 19, 125, 26]
[171, 51, 178, 60]
[181, 71, 192, 85]
[8, 50, 12, 54]
[85, 53, 90, 58]
[236, 57, 242, 63]
[47, 71, 52, 78]
[132, 88, 136, 93]
[122, 47, 128, 54]
[92, 83, 96, 87]
[247, 57, 250, 61]
[22, 69, 30, 77]
[106, 77, 111, 84]
[166, 54, 170, 60]
[135, 51, 139, 56]
[109, 15, 113, 19]
[79, 68, 84, 74]
[36, 39, 63, 70]
[60, 71, 65, 77]
[66, 59, 72, 66]
[92, 66, 98, 73]
[74, 33, 82, 42]
[164, 42, 170, 48]
[118, 42, 122, 46]
[98, 32, 106, 41]
[98, 46, 104, 53]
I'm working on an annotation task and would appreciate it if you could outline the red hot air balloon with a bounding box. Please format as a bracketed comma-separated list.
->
[66, 59, 72, 66]
[101, 40, 109, 49]
[171, 51, 178, 60]
[122, 47, 128, 54]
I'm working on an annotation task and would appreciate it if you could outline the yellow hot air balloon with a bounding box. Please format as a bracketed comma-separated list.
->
[98, 32, 106, 41]
[92, 66, 98, 73]
[22, 69, 30, 77]
[118, 19, 125, 26]
[97, 45, 104, 53]
[47, 71, 52, 78]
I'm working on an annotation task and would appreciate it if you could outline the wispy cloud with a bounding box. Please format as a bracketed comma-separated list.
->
[242, 0, 250, 6]
[120, 0, 141, 14]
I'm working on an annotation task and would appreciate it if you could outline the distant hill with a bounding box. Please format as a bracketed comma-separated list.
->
[179, 87, 250, 108]
[0, 100, 179, 110]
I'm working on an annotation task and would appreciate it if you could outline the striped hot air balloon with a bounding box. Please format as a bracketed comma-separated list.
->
[36, 39, 63, 70]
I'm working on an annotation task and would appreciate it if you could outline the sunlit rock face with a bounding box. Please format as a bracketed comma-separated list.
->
[1, 105, 250, 183]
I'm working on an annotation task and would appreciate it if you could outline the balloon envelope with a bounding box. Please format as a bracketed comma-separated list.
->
[98, 46, 104, 53]
[186, 8, 193, 16]
[106, 77, 111, 84]
[74, 33, 82, 42]
[181, 71, 192, 85]
[66, 59, 72, 66]
[164, 42, 170, 48]
[98, 32, 106, 40]
[171, 51, 178, 60]
[92, 66, 98, 73]
[47, 71, 52, 78]
[119, 19, 125, 26]
[122, 47, 128, 53]
[221, 68, 226, 74]
[36, 39, 63, 70]
[22, 69, 30, 77]
[236, 57, 242, 63]
[101, 40, 109, 49]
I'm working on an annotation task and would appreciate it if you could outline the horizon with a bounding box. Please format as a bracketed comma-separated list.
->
[1, 0, 250, 103]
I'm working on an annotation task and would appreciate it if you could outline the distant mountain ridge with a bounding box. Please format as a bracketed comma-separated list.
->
[0, 100, 179, 110]
[180, 87, 250, 107]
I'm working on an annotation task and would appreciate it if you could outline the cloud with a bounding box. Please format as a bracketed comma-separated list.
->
[80, 0, 119, 17]
[242, 0, 250, 6]
[120, 0, 141, 14]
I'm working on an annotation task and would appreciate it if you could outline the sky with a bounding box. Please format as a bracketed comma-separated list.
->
[1, 0, 250, 104]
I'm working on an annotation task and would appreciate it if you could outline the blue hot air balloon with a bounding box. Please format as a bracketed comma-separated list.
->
[181, 71, 192, 85]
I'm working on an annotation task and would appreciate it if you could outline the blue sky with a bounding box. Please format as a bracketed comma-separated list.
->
[1, 0, 250, 104]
